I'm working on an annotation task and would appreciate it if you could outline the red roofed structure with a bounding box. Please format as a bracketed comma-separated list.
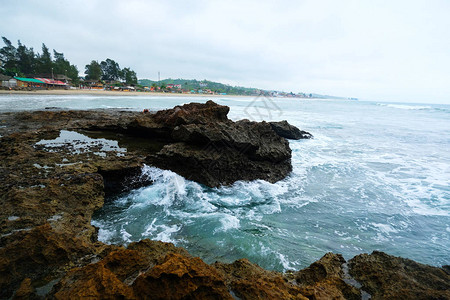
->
[34, 78, 67, 86]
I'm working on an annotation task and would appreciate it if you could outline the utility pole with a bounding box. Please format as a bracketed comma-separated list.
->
[158, 71, 160, 82]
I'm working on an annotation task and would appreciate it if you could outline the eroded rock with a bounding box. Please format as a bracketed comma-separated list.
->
[349, 251, 450, 300]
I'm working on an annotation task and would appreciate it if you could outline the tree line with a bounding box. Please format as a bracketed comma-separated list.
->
[0, 37, 137, 85]
[85, 59, 137, 85]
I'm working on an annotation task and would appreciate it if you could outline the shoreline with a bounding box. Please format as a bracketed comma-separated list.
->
[0, 89, 256, 98]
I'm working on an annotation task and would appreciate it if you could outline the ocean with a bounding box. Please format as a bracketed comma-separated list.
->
[1, 94, 449, 271]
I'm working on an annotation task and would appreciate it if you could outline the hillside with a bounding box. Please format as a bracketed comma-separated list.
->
[138, 78, 357, 99]
[138, 78, 260, 95]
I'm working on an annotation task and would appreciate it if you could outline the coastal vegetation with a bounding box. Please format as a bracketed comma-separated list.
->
[0, 36, 349, 98]
[0, 37, 138, 86]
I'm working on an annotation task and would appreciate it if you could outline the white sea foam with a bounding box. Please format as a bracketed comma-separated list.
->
[91, 219, 116, 243]
[377, 103, 432, 110]
[217, 214, 240, 232]
[371, 223, 398, 235]
[120, 228, 132, 243]
[155, 224, 182, 243]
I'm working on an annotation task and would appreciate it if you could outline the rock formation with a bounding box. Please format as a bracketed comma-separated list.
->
[0, 101, 448, 299]
[269, 120, 313, 140]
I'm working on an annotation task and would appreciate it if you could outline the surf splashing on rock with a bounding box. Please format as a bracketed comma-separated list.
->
[92, 99, 450, 272]
[92, 165, 303, 270]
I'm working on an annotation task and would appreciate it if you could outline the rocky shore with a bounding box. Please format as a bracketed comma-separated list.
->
[0, 101, 448, 299]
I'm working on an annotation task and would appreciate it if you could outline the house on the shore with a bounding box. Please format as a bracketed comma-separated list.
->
[15, 77, 46, 88]
[34, 78, 67, 89]
[82, 79, 103, 89]
[0, 74, 16, 88]
[55, 74, 72, 85]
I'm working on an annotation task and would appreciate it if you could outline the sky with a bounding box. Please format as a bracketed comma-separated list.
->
[1, 0, 450, 103]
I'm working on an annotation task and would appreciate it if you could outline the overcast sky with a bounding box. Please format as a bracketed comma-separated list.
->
[2, 0, 450, 103]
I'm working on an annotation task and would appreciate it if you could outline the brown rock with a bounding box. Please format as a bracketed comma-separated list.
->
[13, 278, 38, 300]
[53, 263, 136, 300]
[298, 277, 360, 300]
[0, 224, 98, 299]
[269, 120, 313, 140]
[133, 253, 233, 299]
[349, 251, 450, 299]
[152, 100, 230, 126]
[215, 258, 306, 300]
[294, 253, 361, 300]
[295, 252, 346, 286]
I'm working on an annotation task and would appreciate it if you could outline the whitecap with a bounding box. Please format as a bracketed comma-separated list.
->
[216, 214, 240, 232]
[371, 223, 398, 235]
[155, 224, 182, 243]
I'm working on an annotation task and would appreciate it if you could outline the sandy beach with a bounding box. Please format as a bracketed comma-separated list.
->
[0, 89, 254, 98]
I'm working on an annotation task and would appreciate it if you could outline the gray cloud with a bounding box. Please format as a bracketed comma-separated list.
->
[1, 0, 450, 103]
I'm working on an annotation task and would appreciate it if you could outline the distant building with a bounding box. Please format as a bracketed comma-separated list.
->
[15, 77, 46, 88]
[55, 74, 72, 85]
[0, 74, 16, 88]
[34, 78, 67, 88]
[82, 79, 103, 89]
[199, 82, 207, 87]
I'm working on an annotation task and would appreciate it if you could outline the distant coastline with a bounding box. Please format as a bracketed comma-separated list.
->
[0, 89, 255, 98]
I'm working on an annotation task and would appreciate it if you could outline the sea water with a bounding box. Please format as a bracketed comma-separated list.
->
[1, 94, 449, 271]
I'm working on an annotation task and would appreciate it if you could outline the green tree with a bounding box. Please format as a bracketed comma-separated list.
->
[52, 50, 79, 84]
[66, 64, 79, 85]
[85, 60, 102, 80]
[100, 58, 121, 81]
[53, 50, 68, 75]
[0, 37, 18, 76]
[121, 67, 137, 85]
[16, 40, 36, 76]
[36, 43, 52, 74]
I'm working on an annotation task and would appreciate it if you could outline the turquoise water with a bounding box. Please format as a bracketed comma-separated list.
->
[2, 94, 449, 271]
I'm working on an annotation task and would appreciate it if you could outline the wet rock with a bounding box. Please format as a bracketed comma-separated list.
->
[150, 140, 291, 187]
[270, 120, 313, 140]
[148, 106, 293, 187]
[349, 251, 450, 299]
[293, 253, 361, 300]
[98, 165, 152, 197]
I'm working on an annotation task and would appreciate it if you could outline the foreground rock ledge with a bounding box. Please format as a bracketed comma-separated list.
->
[0, 102, 448, 299]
